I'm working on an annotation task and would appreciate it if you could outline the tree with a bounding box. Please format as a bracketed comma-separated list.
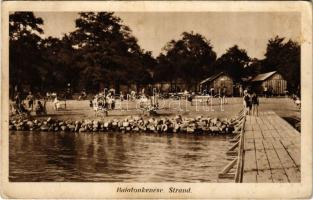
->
[40, 35, 76, 92]
[263, 36, 300, 92]
[9, 12, 44, 94]
[243, 58, 263, 77]
[213, 45, 250, 82]
[69, 12, 153, 92]
[155, 32, 217, 91]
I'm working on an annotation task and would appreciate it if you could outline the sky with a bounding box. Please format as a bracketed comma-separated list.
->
[35, 12, 301, 59]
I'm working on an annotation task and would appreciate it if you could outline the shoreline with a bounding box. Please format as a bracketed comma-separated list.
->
[9, 115, 242, 135]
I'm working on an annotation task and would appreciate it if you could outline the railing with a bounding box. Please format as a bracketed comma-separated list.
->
[218, 109, 246, 182]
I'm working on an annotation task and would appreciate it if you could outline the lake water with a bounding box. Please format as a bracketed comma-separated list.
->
[9, 131, 230, 182]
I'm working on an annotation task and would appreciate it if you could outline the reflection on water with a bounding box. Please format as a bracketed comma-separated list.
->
[9, 132, 230, 182]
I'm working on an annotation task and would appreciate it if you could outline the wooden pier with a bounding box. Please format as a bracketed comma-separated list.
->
[219, 111, 301, 183]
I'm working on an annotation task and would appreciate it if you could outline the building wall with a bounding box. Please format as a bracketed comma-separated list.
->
[212, 75, 234, 96]
[260, 73, 287, 95]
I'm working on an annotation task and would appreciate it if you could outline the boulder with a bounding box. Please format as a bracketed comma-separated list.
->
[187, 127, 195, 133]
[104, 122, 109, 128]
[209, 126, 219, 132]
[26, 121, 34, 128]
[79, 127, 86, 132]
[75, 124, 80, 132]
[16, 126, 23, 131]
[40, 125, 49, 131]
[61, 125, 67, 131]
[9, 125, 15, 130]
[68, 125, 75, 131]
[123, 122, 130, 127]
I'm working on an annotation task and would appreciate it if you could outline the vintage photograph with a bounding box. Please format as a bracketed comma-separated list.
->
[7, 10, 302, 183]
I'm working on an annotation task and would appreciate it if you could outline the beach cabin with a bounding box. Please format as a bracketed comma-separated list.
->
[199, 72, 234, 96]
[251, 71, 287, 95]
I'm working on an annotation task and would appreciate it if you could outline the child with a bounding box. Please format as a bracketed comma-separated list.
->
[251, 92, 259, 116]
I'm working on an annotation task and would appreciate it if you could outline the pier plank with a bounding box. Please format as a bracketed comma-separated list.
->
[243, 171, 257, 183]
[241, 111, 300, 183]
[256, 170, 272, 183]
[255, 149, 271, 170]
[243, 150, 257, 171]
[271, 169, 289, 182]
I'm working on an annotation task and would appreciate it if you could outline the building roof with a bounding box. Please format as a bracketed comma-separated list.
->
[200, 72, 226, 85]
[251, 71, 277, 82]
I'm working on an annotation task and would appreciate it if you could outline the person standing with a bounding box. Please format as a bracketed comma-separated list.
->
[251, 92, 259, 116]
[243, 91, 252, 115]
[239, 85, 243, 97]
[26, 92, 35, 111]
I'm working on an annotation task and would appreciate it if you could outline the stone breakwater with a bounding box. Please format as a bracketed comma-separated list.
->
[9, 115, 241, 134]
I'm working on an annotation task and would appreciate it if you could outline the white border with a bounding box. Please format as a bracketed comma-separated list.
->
[1, 1, 312, 199]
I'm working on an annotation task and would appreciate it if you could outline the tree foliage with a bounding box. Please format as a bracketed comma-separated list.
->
[263, 36, 300, 92]
[213, 45, 250, 82]
[9, 12, 300, 95]
[69, 12, 153, 92]
[9, 12, 44, 91]
[155, 32, 217, 90]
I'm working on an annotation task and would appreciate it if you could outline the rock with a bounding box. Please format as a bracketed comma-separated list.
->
[123, 122, 129, 127]
[47, 117, 52, 123]
[54, 127, 59, 132]
[104, 122, 109, 128]
[61, 125, 67, 131]
[68, 125, 75, 131]
[156, 124, 162, 132]
[9, 125, 15, 130]
[211, 118, 218, 125]
[16, 126, 22, 131]
[148, 125, 155, 131]
[40, 125, 49, 131]
[79, 127, 86, 132]
[27, 121, 34, 128]
[209, 126, 219, 132]
[75, 124, 80, 132]
[133, 127, 139, 132]
[148, 118, 155, 123]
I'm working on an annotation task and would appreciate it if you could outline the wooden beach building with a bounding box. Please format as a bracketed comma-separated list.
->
[199, 72, 234, 96]
[251, 71, 287, 95]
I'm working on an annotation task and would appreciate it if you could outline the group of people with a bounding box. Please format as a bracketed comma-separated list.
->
[12, 91, 47, 116]
[90, 91, 116, 116]
[243, 90, 259, 116]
